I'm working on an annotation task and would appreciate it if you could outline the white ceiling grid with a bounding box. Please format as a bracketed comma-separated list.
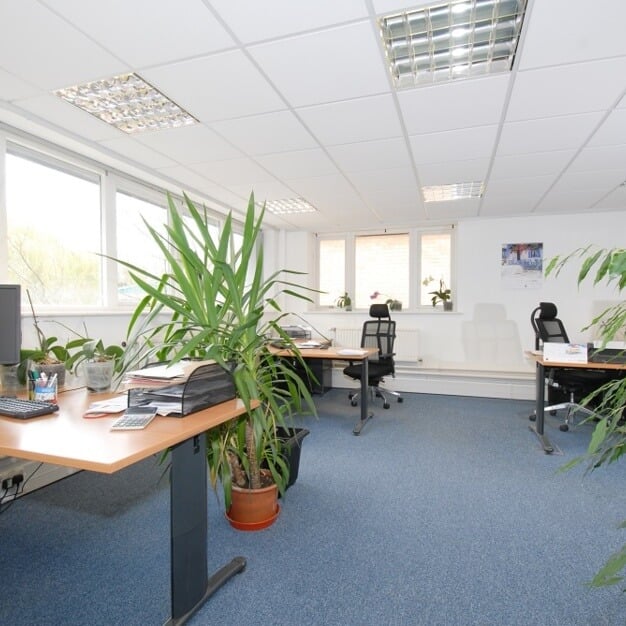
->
[0, 0, 623, 231]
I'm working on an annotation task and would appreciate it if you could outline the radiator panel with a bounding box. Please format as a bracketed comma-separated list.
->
[333, 328, 419, 362]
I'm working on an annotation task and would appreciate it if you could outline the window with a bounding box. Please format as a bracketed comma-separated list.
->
[420, 232, 452, 306]
[115, 190, 168, 304]
[317, 228, 453, 310]
[355, 233, 409, 309]
[318, 239, 346, 307]
[6, 149, 102, 307]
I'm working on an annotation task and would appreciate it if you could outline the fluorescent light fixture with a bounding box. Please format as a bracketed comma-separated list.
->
[379, 0, 528, 89]
[265, 198, 317, 215]
[422, 181, 484, 202]
[54, 73, 198, 134]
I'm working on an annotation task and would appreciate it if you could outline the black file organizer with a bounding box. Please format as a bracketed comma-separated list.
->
[127, 362, 237, 417]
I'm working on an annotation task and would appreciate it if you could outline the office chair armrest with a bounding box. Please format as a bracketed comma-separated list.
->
[379, 351, 395, 359]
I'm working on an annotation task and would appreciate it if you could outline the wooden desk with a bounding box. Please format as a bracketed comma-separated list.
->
[272, 345, 379, 434]
[0, 387, 251, 625]
[525, 352, 626, 454]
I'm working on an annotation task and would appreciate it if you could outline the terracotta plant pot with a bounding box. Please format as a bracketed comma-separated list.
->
[226, 483, 280, 531]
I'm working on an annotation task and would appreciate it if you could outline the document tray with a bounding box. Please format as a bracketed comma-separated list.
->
[127, 362, 236, 417]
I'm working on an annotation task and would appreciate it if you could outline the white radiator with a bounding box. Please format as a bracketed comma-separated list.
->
[333, 328, 419, 363]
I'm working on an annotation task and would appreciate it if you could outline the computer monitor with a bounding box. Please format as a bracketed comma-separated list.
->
[0, 284, 21, 365]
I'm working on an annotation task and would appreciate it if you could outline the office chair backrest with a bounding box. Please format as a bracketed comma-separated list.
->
[531, 301, 569, 348]
[361, 304, 396, 364]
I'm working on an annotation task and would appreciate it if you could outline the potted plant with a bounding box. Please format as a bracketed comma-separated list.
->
[424, 277, 452, 310]
[335, 292, 352, 311]
[65, 332, 125, 392]
[18, 290, 70, 386]
[114, 191, 316, 529]
[369, 291, 402, 311]
[547, 246, 626, 588]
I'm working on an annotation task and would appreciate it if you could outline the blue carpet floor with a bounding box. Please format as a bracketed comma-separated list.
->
[0, 390, 625, 625]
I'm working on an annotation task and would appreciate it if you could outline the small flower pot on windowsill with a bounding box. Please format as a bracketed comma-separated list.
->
[443, 301, 453, 312]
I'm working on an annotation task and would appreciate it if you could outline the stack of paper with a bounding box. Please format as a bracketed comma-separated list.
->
[542, 342, 588, 363]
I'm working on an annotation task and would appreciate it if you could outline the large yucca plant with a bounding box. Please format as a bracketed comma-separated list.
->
[114, 191, 316, 507]
[548, 246, 626, 588]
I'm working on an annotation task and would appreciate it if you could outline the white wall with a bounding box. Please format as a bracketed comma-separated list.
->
[17, 209, 626, 399]
[273, 210, 626, 395]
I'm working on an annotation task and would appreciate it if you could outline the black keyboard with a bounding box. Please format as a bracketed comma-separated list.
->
[0, 396, 59, 419]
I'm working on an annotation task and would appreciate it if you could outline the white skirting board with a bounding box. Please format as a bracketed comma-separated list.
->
[333, 366, 534, 400]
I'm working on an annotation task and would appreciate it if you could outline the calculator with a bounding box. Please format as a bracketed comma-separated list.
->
[111, 406, 158, 430]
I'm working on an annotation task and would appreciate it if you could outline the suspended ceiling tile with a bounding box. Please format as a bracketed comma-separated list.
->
[536, 189, 609, 213]
[42, 0, 235, 68]
[346, 167, 417, 193]
[328, 137, 411, 173]
[568, 144, 626, 172]
[551, 169, 626, 194]
[210, 0, 368, 43]
[398, 74, 509, 135]
[135, 124, 242, 165]
[424, 198, 480, 220]
[410, 125, 498, 165]
[249, 22, 390, 107]
[189, 156, 276, 186]
[595, 185, 626, 210]
[497, 113, 602, 155]
[0, 69, 41, 101]
[257, 149, 338, 180]
[210, 111, 317, 156]
[519, 0, 626, 70]
[587, 108, 626, 147]
[0, 0, 127, 91]
[13, 94, 121, 141]
[418, 159, 490, 186]
[490, 150, 575, 180]
[507, 58, 626, 122]
[142, 51, 286, 123]
[98, 137, 178, 169]
[297, 94, 403, 146]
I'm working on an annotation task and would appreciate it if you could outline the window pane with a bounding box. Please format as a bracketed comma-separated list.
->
[116, 192, 167, 303]
[319, 239, 345, 307]
[355, 233, 409, 309]
[6, 153, 101, 306]
[420, 232, 451, 306]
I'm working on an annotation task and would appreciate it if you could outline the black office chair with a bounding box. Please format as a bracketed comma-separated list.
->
[530, 302, 609, 431]
[343, 304, 403, 409]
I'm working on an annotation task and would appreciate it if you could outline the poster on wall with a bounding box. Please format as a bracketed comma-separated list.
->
[501, 242, 543, 289]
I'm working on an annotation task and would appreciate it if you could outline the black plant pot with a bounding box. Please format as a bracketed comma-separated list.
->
[277, 427, 310, 490]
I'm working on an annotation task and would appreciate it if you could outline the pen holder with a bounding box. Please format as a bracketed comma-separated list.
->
[29, 376, 58, 403]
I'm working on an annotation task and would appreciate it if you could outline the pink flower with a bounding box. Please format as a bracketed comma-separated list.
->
[370, 291, 380, 299]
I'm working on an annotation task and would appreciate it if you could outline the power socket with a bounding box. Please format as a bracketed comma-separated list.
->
[1, 474, 24, 490]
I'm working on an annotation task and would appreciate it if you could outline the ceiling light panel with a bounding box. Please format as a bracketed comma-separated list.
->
[55, 73, 198, 134]
[379, 0, 528, 89]
[265, 198, 318, 215]
[422, 181, 484, 202]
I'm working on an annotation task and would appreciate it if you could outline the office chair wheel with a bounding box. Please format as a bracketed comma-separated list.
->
[383, 401, 390, 409]
[351, 400, 358, 407]
[529, 413, 536, 421]
[398, 397, 404, 403]
[559, 424, 569, 432]
[550, 410, 557, 416]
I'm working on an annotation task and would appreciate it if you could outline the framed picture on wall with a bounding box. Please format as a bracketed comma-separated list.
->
[501, 242, 543, 289]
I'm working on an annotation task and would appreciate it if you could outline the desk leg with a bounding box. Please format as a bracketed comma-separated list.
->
[165, 434, 246, 626]
[353, 357, 373, 435]
[528, 362, 554, 454]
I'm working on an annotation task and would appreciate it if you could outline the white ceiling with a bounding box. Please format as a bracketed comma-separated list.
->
[1, 0, 625, 231]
